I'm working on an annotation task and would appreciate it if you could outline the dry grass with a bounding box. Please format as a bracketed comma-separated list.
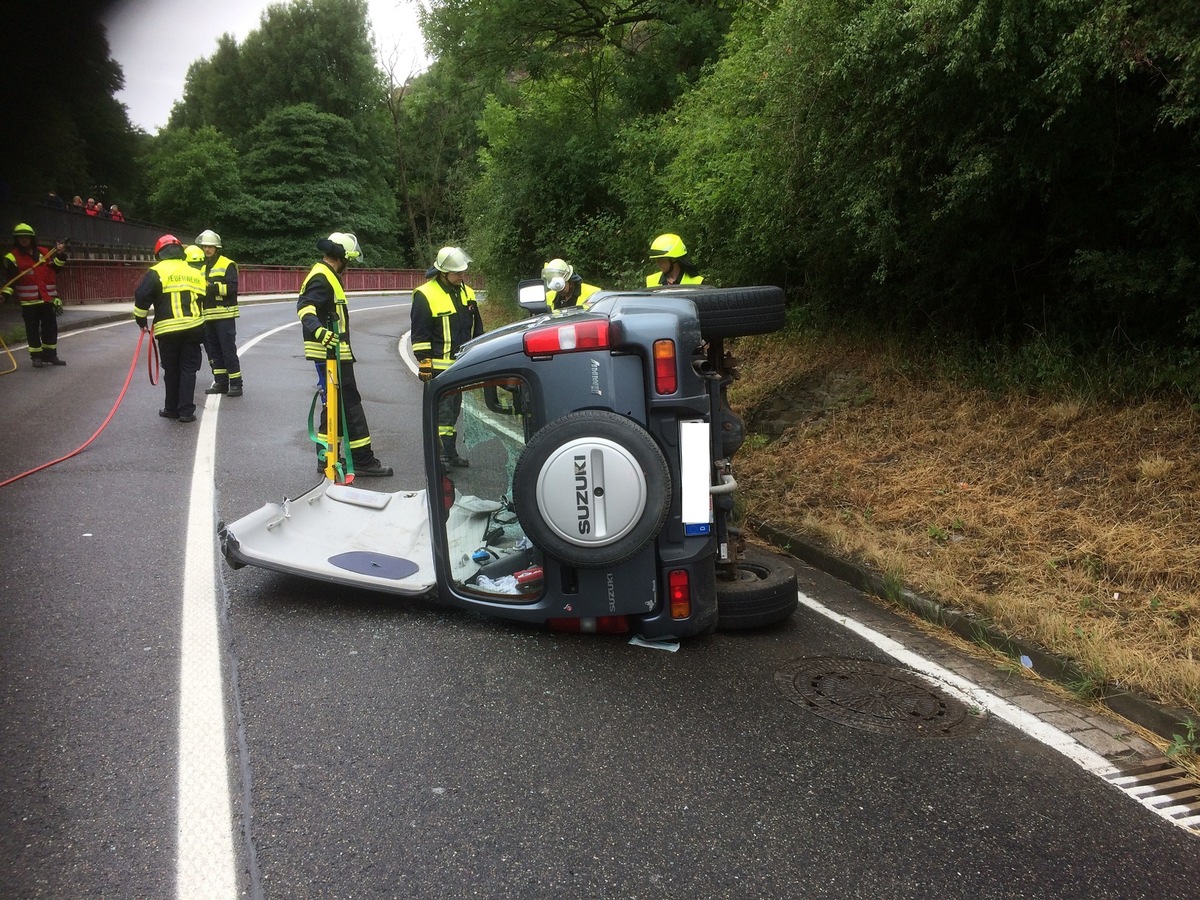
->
[732, 330, 1200, 717]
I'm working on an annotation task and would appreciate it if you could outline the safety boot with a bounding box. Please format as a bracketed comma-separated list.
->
[226, 379, 243, 397]
[441, 436, 469, 468]
[205, 380, 228, 394]
[355, 459, 394, 477]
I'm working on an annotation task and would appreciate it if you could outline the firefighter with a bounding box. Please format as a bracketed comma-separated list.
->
[410, 246, 484, 467]
[645, 233, 705, 286]
[541, 258, 601, 313]
[133, 235, 207, 423]
[2, 223, 68, 366]
[196, 229, 243, 397]
[297, 231, 392, 477]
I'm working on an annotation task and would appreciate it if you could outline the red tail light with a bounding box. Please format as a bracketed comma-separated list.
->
[668, 569, 691, 619]
[524, 319, 610, 356]
[653, 339, 677, 394]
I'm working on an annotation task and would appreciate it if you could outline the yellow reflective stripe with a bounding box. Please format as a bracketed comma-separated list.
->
[347, 435, 371, 450]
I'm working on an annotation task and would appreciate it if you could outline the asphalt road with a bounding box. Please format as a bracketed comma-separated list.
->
[1, 298, 1198, 899]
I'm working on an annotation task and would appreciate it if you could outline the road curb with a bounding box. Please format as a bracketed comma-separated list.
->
[751, 517, 1196, 745]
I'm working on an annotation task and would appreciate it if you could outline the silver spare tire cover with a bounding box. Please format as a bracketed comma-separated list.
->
[513, 410, 672, 569]
[535, 436, 647, 547]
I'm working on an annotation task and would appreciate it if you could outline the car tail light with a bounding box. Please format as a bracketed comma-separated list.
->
[524, 319, 610, 356]
[668, 569, 691, 619]
[545, 615, 630, 634]
[653, 339, 677, 394]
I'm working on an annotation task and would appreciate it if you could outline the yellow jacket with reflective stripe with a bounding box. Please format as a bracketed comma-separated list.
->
[203, 254, 239, 320]
[132, 259, 206, 335]
[645, 271, 704, 286]
[410, 277, 480, 371]
[298, 262, 353, 361]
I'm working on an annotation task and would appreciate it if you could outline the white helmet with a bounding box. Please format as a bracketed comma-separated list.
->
[541, 258, 573, 292]
[326, 231, 363, 262]
[196, 229, 222, 248]
[435, 246, 471, 273]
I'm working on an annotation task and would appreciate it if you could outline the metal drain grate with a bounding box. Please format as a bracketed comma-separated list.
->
[775, 658, 987, 738]
[1104, 757, 1200, 835]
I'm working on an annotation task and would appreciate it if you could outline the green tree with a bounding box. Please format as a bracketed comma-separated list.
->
[228, 103, 396, 265]
[140, 126, 241, 235]
[382, 60, 499, 266]
[0, 1, 141, 203]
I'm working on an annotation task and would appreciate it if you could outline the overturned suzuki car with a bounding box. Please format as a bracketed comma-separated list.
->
[219, 284, 798, 639]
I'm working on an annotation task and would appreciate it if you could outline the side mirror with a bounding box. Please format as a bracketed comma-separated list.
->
[517, 278, 549, 315]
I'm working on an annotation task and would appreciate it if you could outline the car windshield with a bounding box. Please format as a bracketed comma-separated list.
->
[435, 377, 544, 601]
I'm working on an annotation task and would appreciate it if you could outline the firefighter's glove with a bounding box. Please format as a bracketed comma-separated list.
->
[135, 317, 148, 331]
[317, 327, 339, 349]
[418, 359, 434, 382]
[53, 298, 63, 317]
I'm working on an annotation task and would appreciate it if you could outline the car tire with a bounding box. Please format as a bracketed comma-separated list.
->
[513, 410, 671, 569]
[662, 285, 785, 340]
[716, 547, 799, 630]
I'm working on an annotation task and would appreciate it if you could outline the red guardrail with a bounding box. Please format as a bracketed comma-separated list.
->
[56, 262, 431, 303]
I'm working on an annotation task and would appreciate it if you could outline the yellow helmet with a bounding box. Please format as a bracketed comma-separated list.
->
[184, 244, 204, 264]
[13, 222, 35, 238]
[649, 233, 687, 259]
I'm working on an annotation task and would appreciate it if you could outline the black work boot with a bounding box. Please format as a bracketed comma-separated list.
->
[46, 355, 66, 366]
[355, 458, 394, 477]
[226, 379, 243, 397]
[31, 354, 44, 368]
[441, 436, 469, 468]
[205, 380, 228, 394]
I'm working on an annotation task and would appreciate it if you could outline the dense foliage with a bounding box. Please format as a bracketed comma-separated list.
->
[0, 0, 144, 209]
[22, 0, 1200, 372]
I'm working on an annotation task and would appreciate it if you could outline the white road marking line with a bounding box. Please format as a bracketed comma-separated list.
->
[176, 404, 236, 898]
[174, 311, 395, 896]
[796, 591, 1198, 836]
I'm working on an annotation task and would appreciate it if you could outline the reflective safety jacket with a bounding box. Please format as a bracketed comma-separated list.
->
[410, 276, 483, 373]
[298, 262, 354, 361]
[3, 244, 66, 306]
[202, 254, 240, 320]
[548, 279, 601, 312]
[645, 271, 704, 287]
[132, 259, 206, 336]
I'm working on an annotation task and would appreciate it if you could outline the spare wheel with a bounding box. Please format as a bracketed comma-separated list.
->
[513, 410, 671, 568]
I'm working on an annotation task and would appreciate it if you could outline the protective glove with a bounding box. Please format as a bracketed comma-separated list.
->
[135, 317, 148, 331]
[317, 327, 340, 349]
[53, 298, 63, 317]
[418, 358, 434, 382]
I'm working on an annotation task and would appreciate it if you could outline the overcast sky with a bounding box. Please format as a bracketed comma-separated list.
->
[102, 0, 427, 132]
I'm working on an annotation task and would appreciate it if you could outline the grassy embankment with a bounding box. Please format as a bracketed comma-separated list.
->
[730, 326, 1200, 739]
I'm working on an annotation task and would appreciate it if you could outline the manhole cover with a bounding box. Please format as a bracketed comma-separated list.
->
[775, 658, 986, 738]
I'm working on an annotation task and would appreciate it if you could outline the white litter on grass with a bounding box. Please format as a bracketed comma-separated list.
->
[629, 636, 680, 652]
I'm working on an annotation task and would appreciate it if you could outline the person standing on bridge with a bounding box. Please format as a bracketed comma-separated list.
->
[410, 246, 483, 467]
[2, 223, 68, 367]
[132, 235, 207, 423]
[196, 229, 243, 398]
[297, 231, 392, 478]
